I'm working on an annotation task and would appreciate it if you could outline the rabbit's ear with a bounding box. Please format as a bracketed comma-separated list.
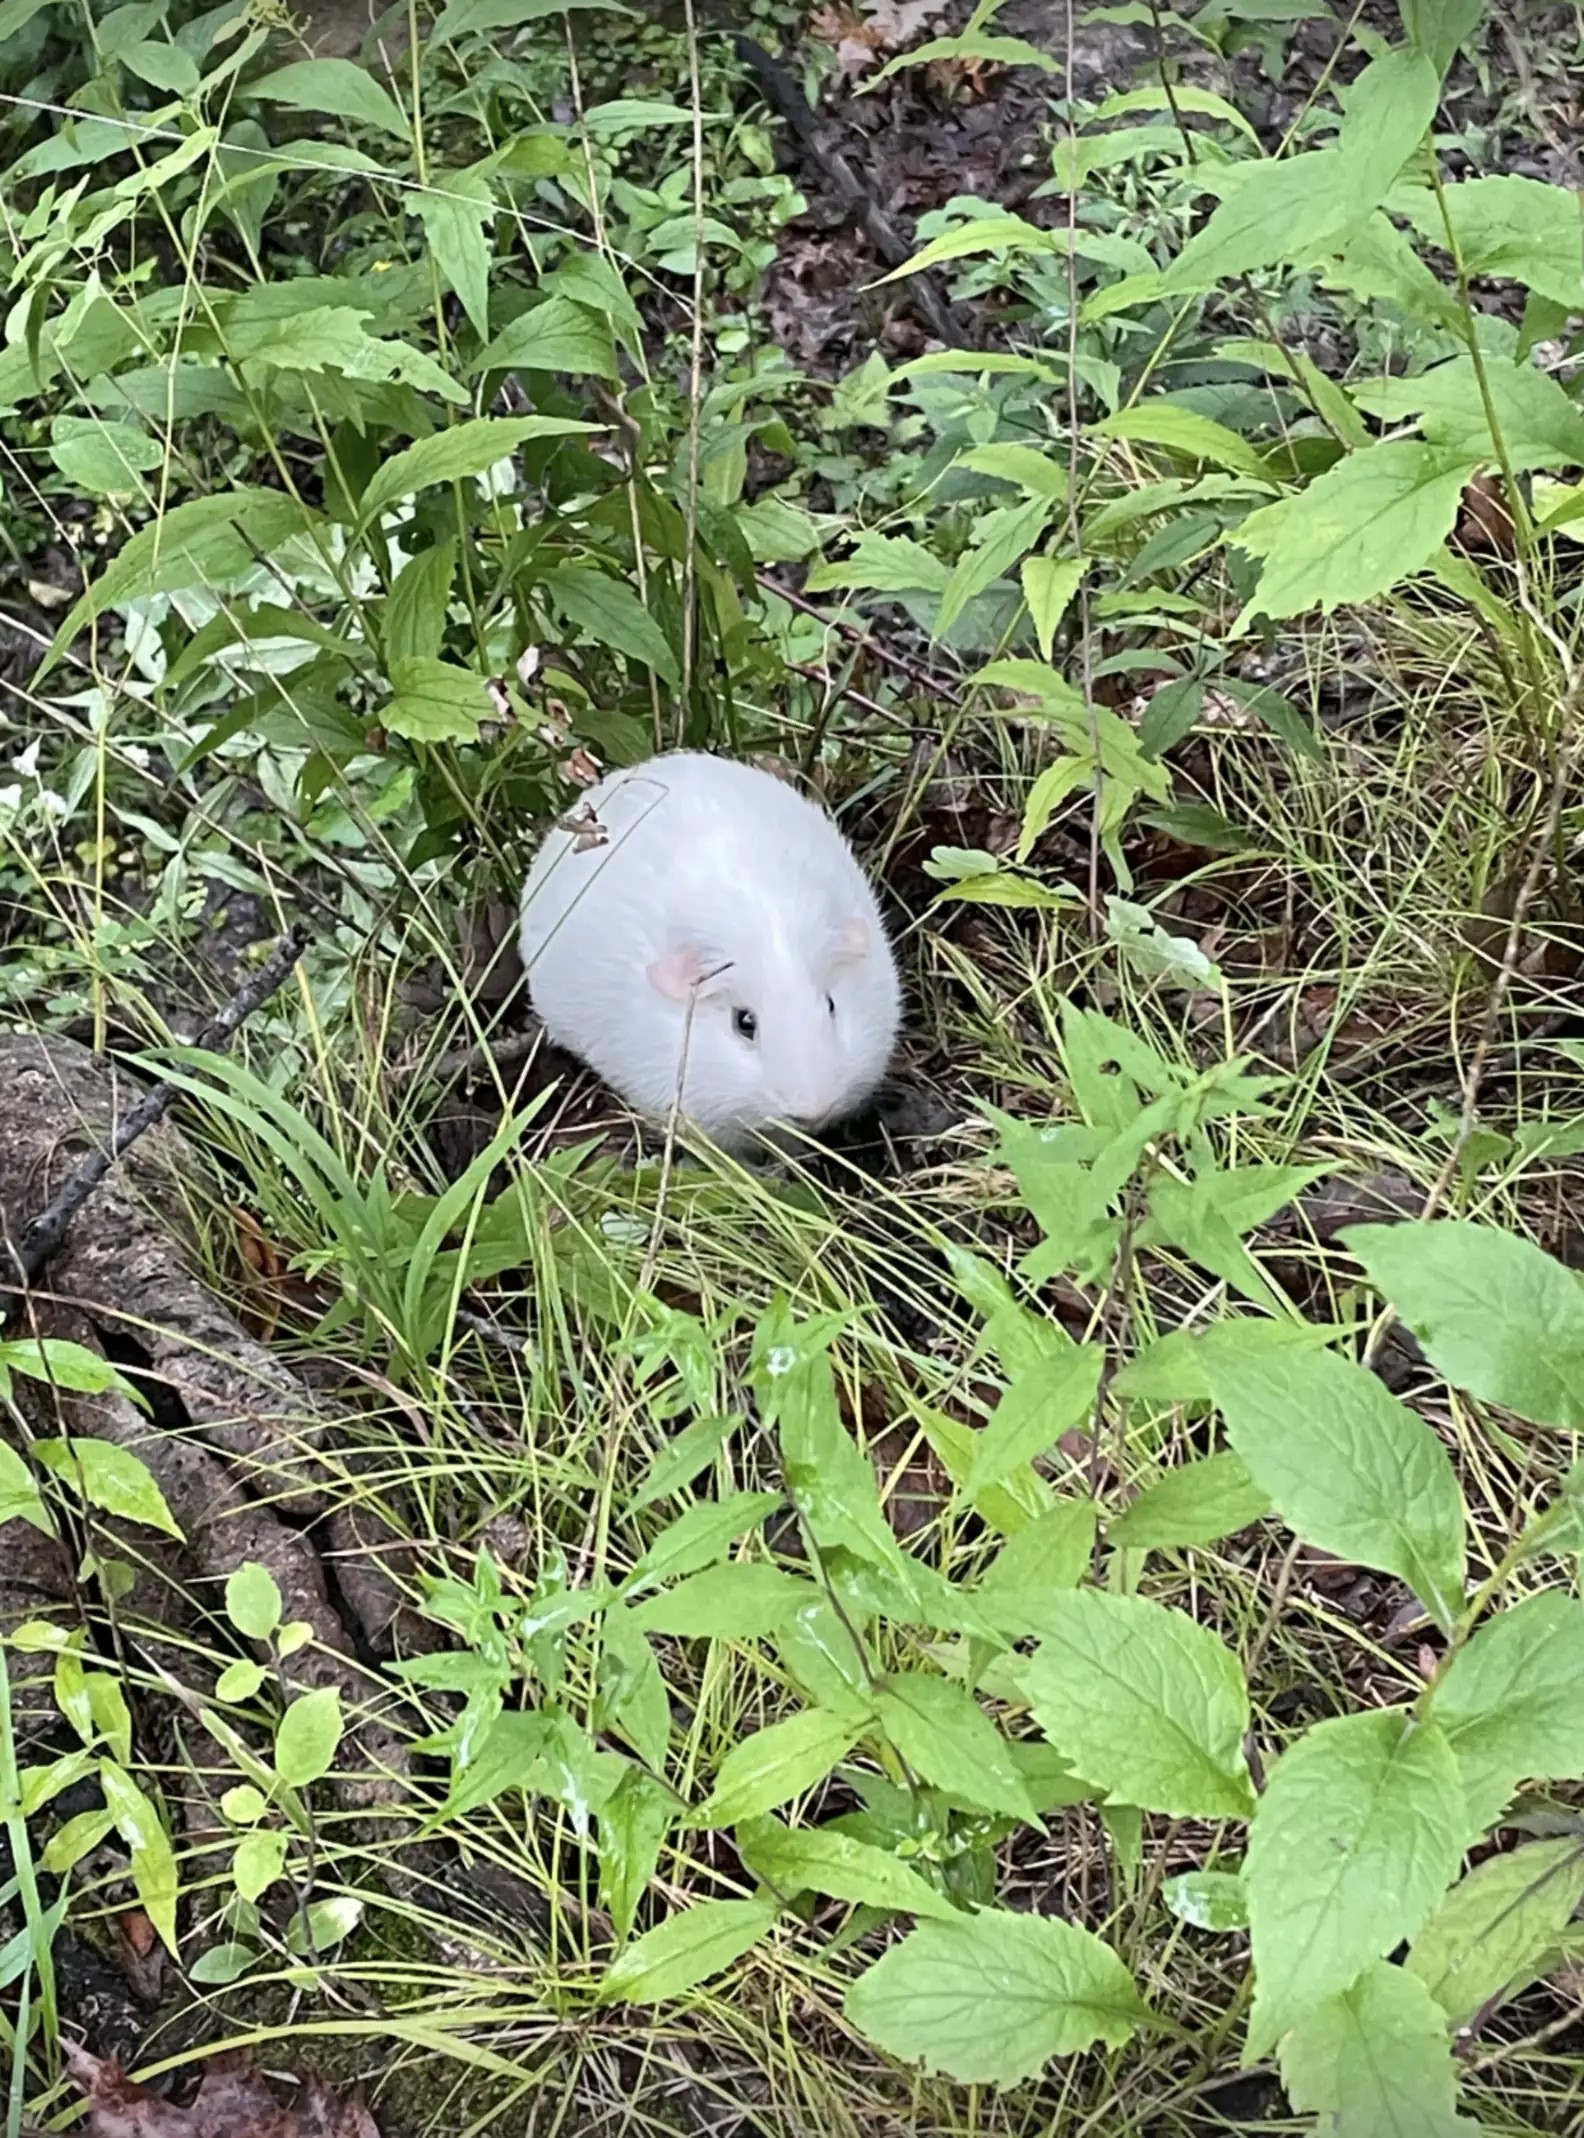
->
[829, 917, 870, 966]
[647, 942, 733, 1001]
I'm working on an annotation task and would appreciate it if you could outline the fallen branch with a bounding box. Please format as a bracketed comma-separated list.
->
[2, 922, 309, 1305]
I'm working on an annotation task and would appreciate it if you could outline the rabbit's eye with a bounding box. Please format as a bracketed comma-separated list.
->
[826, 994, 836, 1017]
[732, 1008, 758, 1041]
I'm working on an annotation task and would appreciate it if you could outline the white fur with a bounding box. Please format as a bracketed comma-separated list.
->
[518, 752, 901, 1151]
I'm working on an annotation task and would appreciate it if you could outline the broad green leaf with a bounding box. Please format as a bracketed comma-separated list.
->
[581, 97, 706, 134]
[48, 415, 160, 496]
[1429, 1591, 1584, 1834]
[738, 1815, 961, 1921]
[1334, 46, 1440, 198]
[1113, 1317, 1340, 1406]
[0, 1445, 53, 1537]
[431, 0, 629, 42]
[119, 38, 200, 93]
[1020, 555, 1086, 662]
[1280, 1961, 1476, 2138]
[1403, 173, 1584, 310]
[412, 171, 494, 342]
[979, 1496, 1097, 1596]
[248, 57, 408, 139]
[628, 1412, 742, 1515]
[1091, 404, 1267, 479]
[804, 531, 951, 597]
[216, 1660, 267, 1701]
[627, 1562, 820, 1639]
[694, 1707, 861, 1827]
[880, 212, 1055, 283]
[1163, 1868, 1248, 1931]
[542, 566, 681, 687]
[44, 490, 321, 671]
[100, 1761, 179, 1955]
[382, 540, 455, 667]
[233, 1827, 289, 1900]
[474, 294, 618, 380]
[1164, 151, 1371, 293]
[598, 1897, 777, 2006]
[936, 496, 1054, 638]
[1245, 1709, 1466, 2058]
[1399, 0, 1484, 75]
[383, 656, 490, 743]
[273, 1685, 343, 1788]
[597, 1768, 673, 1942]
[286, 1893, 363, 1956]
[0, 1337, 136, 1399]
[1353, 353, 1584, 474]
[225, 1564, 283, 1642]
[869, 30, 1057, 85]
[1108, 1451, 1271, 1551]
[956, 444, 1069, 500]
[844, 1910, 1149, 2083]
[596, 1605, 670, 1774]
[626, 1490, 782, 1592]
[1088, 81, 1260, 142]
[1408, 1837, 1584, 2026]
[189, 1942, 258, 1985]
[1205, 1342, 1467, 1633]
[963, 1343, 1104, 1499]
[1344, 1219, 1584, 1430]
[32, 1439, 181, 1540]
[1010, 1589, 1254, 1819]
[358, 414, 596, 523]
[875, 1672, 1036, 1821]
[1234, 440, 1478, 624]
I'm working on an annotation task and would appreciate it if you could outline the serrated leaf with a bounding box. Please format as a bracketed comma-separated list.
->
[541, 565, 681, 687]
[1163, 1868, 1248, 1931]
[627, 1562, 820, 1639]
[1164, 151, 1370, 293]
[875, 1672, 1036, 1821]
[627, 1490, 782, 1592]
[1279, 1961, 1477, 2138]
[1109, 1451, 1271, 1551]
[963, 1343, 1104, 1499]
[598, 1897, 776, 2006]
[247, 57, 408, 140]
[1353, 352, 1584, 474]
[358, 414, 596, 524]
[1245, 1709, 1465, 2059]
[957, 444, 1069, 500]
[1021, 551, 1086, 663]
[274, 1685, 343, 1788]
[1335, 45, 1440, 198]
[1092, 403, 1267, 479]
[737, 1815, 962, 1921]
[474, 294, 617, 380]
[412, 171, 493, 341]
[1205, 1342, 1467, 1633]
[0, 1445, 53, 1537]
[694, 1706, 860, 1827]
[1401, 174, 1584, 310]
[844, 1910, 1149, 2084]
[936, 495, 1055, 638]
[384, 655, 489, 743]
[804, 531, 951, 597]
[1010, 1588, 1254, 1819]
[1234, 440, 1478, 623]
[1429, 1591, 1584, 1835]
[32, 1438, 182, 1540]
[225, 1564, 282, 1642]
[1344, 1219, 1584, 1430]
[979, 1496, 1097, 1597]
[1408, 1837, 1584, 2027]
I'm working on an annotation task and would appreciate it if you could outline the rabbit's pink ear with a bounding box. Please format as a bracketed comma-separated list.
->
[648, 944, 732, 1000]
[830, 917, 870, 966]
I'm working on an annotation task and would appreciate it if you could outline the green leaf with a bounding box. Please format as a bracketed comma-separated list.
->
[1091, 403, 1267, 479]
[804, 531, 952, 597]
[189, 1942, 258, 1986]
[1009, 1589, 1254, 1819]
[1334, 46, 1440, 198]
[119, 37, 200, 94]
[1163, 1868, 1249, 1931]
[626, 1490, 782, 1591]
[844, 1910, 1149, 2084]
[1429, 1591, 1584, 1834]
[979, 1497, 1097, 1597]
[247, 58, 408, 140]
[1164, 151, 1371, 293]
[629, 1412, 741, 1514]
[881, 211, 1056, 283]
[0, 1445, 54, 1537]
[1088, 80, 1260, 142]
[285, 1893, 363, 1957]
[382, 541, 455, 667]
[0, 1337, 137, 1399]
[1280, 1961, 1476, 2138]
[541, 566, 681, 688]
[956, 443, 1069, 501]
[100, 1761, 179, 1955]
[1400, 0, 1484, 75]
[1407, 174, 1584, 310]
[694, 1707, 861, 1827]
[273, 1685, 343, 1788]
[431, 0, 629, 43]
[1234, 440, 1478, 623]
[216, 1659, 267, 1702]
[1408, 1837, 1584, 2027]
[1353, 352, 1584, 474]
[963, 1344, 1104, 1499]
[627, 1562, 820, 1640]
[233, 1827, 288, 1901]
[875, 1672, 1036, 1821]
[1020, 555, 1086, 662]
[48, 415, 160, 496]
[1344, 1218, 1584, 1430]
[474, 294, 618, 380]
[358, 414, 596, 524]
[869, 29, 1057, 85]
[1108, 1451, 1271, 1551]
[1205, 1341, 1467, 1633]
[383, 656, 490, 743]
[32, 1439, 182, 1540]
[225, 1564, 283, 1643]
[936, 496, 1055, 638]
[598, 1897, 777, 2006]
[1245, 1710, 1466, 2059]
[737, 1815, 962, 1921]
[597, 1768, 673, 1943]
[412, 171, 494, 342]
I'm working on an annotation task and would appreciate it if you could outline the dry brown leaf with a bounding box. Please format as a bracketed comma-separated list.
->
[809, 0, 949, 81]
[62, 2047, 382, 2138]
